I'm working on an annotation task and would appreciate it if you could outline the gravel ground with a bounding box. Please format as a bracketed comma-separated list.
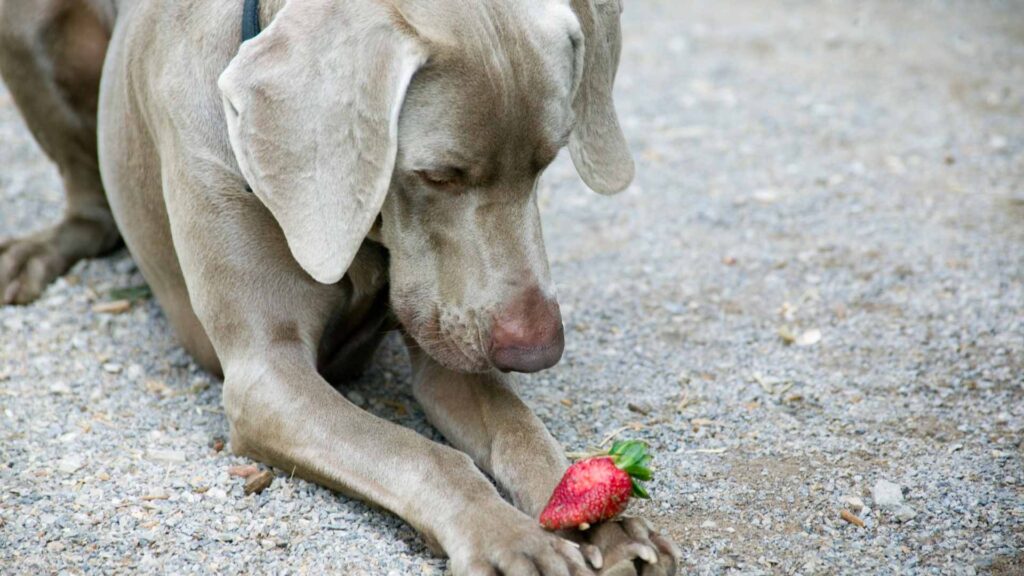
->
[2, 0, 1022, 574]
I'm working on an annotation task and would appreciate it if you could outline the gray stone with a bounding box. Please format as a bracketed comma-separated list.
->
[146, 449, 187, 464]
[895, 505, 918, 522]
[873, 480, 905, 510]
[57, 455, 84, 475]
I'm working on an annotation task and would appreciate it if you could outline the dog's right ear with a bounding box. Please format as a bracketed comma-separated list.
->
[218, 0, 427, 284]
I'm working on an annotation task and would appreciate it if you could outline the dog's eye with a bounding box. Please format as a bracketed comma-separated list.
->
[415, 169, 463, 189]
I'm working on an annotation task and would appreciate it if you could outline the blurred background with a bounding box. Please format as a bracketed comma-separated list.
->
[1, 0, 1021, 574]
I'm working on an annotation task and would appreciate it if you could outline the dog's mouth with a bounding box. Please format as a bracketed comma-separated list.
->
[395, 303, 492, 373]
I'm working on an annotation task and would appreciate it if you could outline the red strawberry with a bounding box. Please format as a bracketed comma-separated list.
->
[539, 440, 652, 530]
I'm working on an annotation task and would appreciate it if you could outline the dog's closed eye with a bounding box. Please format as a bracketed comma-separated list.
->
[415, 168, 466, 190]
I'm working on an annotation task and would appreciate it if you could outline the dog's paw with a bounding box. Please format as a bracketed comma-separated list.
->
[0, 233, 66, 305]
[567, 517, 680, 576]
[449, 510, 594, 576]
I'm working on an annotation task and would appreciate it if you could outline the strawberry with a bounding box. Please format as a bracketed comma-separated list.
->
[539, 440, 652, 530]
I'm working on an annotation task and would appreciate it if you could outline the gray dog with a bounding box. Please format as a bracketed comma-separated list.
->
[0, 0, 678, 573]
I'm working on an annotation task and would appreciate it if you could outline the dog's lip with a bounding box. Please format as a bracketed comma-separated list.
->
[399, 310, 492, 373]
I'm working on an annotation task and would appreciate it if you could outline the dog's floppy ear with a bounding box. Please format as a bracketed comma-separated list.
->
[219, 0, 426, 284]
[568, 0, 634, 195]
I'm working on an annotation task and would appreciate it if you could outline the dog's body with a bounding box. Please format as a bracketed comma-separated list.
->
[0, 0, 677, 573]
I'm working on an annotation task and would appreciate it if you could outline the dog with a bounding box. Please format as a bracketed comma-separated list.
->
[0, 0, 678, 574]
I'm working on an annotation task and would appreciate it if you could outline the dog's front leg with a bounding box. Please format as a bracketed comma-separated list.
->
[222, 341, 593, 575]
[223, 341, 480, 551]
[156, 183, 591, 576]
[408, 341, 568, 518]
[409, 344, 681, 576]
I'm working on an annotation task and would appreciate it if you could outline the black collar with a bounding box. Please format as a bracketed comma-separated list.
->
[242, 0, 261, 42]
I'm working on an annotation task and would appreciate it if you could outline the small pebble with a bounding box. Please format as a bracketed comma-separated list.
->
[57, 455, 84, 475]
[141, 489, 170, 501]
[872, 479, 905, 510]
[101, 362, 123, 374]
[841, 495, 865, 513]
[146, 449, 187, 464]
[46, 541, 65, 553]
[895, 506, 918, 522]
[627, 402, 652, 415]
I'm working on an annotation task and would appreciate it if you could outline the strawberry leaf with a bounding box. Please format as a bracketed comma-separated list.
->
[611, 440, 648, 470]
[609, 440, 630, 456]
[624, 464, 652, 481]
[631, 477, 650, 499]
[625, 443, 645, 464]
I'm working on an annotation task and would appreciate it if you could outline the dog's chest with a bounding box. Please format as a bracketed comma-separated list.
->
[316, 240, 394, 378]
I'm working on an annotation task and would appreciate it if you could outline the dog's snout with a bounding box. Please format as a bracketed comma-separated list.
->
[489, 287, 564, 373]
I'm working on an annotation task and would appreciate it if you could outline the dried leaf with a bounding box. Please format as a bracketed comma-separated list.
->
[92, 300, 131, 314]
[676, 393, 697, 412]
[244, 470, 274, 495]
[381, 399, 408, 417]
[108, 285, 152, 302]
[227, 464, 259, 478]
[690, 418, 721, 431]
[145, 380, 171, 397]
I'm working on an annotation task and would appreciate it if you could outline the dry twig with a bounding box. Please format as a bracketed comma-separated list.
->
[840, 509, 865, 528]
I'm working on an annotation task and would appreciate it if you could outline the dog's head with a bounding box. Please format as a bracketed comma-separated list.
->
[219, 0, 632, 373]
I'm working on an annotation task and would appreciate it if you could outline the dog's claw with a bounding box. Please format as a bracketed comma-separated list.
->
[567, 517, 678, 576]
[582, 543, 604, 570]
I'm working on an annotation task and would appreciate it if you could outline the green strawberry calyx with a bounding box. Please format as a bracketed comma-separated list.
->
[607, 440, 653, 499]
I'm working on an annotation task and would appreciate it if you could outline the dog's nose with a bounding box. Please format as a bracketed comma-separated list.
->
[489, 287, 564, 373]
